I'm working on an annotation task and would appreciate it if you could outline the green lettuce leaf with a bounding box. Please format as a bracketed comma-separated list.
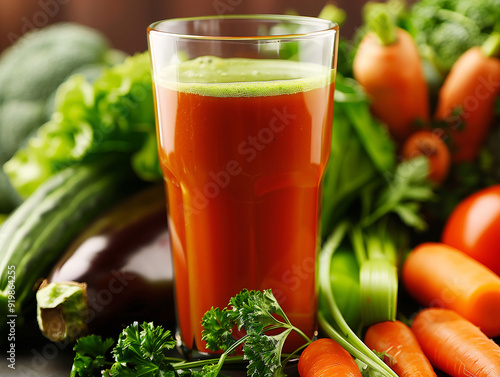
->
[4, 51, 161, 198]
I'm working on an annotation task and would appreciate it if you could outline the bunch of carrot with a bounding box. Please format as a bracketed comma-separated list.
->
[357, 241, 500, 376]
[402, 242, 500, 338]
[298, 3, 500, 377]
[361, 308, 500, 377]
[300, 223, 500, 375]
[411, 308, 500, 377]
[353, 4, 500, 179]
[301, 309, 500, 377]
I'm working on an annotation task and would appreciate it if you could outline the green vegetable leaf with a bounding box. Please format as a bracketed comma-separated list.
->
[200, 289, 310, 376]
[192, 364, 223, 377]
[53, 74, 95, 121]
[71, 322, 177, 377]
[70, 335, 114, 377]
[243, 331, 291, 377]
[228, 289, 286, 334]
[342, 95, 395, 174]
[71, 290, 311, 377]
[201, 307, 236, 352]
[73, 334, 114, 357]
[392, 202, 427, 231]
[321, 102, 379, 238]
[132, 130, 162, 181]
[113, 322, 176, 367]
[5, 51, 162, 198]
[361, 156, 433, 230]
[404, 0, 498, 74]
[321, 73, 399, 239]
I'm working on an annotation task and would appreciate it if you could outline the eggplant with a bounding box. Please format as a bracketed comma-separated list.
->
[36, 184, 175, 342]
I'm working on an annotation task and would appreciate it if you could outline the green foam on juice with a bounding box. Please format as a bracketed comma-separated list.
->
[157, 56, 334, 97]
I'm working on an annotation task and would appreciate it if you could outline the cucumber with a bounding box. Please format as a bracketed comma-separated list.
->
[0, 157, 142, 328]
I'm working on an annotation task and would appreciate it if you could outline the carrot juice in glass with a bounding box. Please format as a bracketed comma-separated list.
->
[148, 15, 338, 353]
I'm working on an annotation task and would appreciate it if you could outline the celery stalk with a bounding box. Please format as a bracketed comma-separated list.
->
[318, 222, 399, 377]
[319, 247, 361, 331]
[359, 260, 398, 326]
[350, 221, 400, 327]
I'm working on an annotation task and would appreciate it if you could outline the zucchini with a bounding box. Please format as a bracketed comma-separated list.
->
[0, 156, 142, 331]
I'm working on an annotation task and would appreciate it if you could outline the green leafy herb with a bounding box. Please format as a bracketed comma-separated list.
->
[112, 322, 176, 369]
[200, 306, 235, 352]
[202, 289, 310, 377]
[71, 322, 177, 377]
[71, 290, 311, 377]
[321, 74, 433, 240]
[361, 156, 433, 231]
[70, 335, 114, 377]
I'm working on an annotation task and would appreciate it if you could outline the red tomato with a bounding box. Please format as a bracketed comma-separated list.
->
[442, 185, 500, 276]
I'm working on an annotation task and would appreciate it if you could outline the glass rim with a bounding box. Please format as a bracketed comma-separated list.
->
[148, 14, 338, 41]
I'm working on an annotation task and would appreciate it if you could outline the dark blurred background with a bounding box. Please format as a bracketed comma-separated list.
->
[0, 0, 367, 54]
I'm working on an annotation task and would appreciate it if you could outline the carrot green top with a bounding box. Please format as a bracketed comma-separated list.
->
[365, 3, 397, 46]
[482, 31, 500, 58]
[156, 56, 334, 97]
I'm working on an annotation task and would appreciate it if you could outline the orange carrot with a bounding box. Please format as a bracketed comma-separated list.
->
[353, 7, 429, 143]
[411, 308, 500, 377]
[434, 33, 500, 162]
[364, 320, 437, 377]
[401, 130, 451, 184]
[402, 242, 500, 338]
[298, 338, 361, 377]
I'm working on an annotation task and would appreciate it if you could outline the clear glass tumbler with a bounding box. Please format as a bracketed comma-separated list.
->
[148, 14, 339, 354]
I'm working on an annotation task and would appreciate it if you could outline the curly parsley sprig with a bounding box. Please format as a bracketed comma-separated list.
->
[70, 289, 312, 377]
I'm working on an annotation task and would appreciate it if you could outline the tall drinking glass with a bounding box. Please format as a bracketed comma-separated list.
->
[148, 15, 339, 354]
